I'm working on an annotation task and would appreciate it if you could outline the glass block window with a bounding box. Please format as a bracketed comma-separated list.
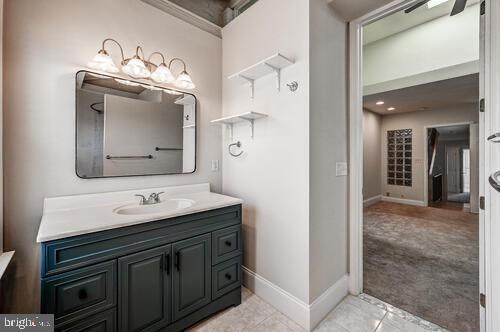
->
[387, 129, 412, 187]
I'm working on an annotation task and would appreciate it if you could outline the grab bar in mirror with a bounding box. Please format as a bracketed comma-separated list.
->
[106, 155, 153, 160]
[489, 170, 500, 192]
[487, 133, 500, 143]
[155, 147, 184, 151]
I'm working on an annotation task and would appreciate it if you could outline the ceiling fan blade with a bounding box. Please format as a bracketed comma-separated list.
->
[404, 0, 431, 14]
[450, 0, 467, 15]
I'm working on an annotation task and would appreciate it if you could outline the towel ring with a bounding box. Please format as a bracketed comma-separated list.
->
[228, 141, 243, 157]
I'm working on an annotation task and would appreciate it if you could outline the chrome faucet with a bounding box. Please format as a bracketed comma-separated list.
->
[135, 192, 165, 205]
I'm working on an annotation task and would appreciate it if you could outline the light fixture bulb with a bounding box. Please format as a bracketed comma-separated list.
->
[122, 57, 151, 79]
[87, 50, 119, 73]
[150, 64, 175, 84]
[387, 107, 396, 111]
[376, 101, 385, 105]
[174, 70, 195, 90]
[427, 0, 450, 9]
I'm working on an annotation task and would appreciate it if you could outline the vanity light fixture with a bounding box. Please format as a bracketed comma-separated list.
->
[376, 101, 385, 105]
[88, 38, 195, 89]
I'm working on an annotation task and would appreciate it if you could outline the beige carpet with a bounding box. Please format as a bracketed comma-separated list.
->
[363, 202, 479, 332]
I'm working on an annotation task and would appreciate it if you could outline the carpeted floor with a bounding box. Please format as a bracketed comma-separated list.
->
[363, 201, 479, 332]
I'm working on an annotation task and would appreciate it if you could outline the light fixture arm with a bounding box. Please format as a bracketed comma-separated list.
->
[148, 51, 167, 66]
[168, 58, 187, 72]
[135, 46, 146, 60]
[101, 38, 125, 62]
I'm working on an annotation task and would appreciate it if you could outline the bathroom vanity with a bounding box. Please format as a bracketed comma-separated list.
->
[37, 184, 243, 332]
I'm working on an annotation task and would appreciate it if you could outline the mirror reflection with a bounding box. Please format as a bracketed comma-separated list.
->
[76, 71, 196, 178]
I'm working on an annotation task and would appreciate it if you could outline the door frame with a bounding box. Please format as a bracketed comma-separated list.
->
[423, 122, 474, 207]
[348, 1, 490, 330]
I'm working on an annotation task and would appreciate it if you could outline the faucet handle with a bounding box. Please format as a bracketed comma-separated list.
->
[150, 192, 165, 203]
[135, 194, 147, 205]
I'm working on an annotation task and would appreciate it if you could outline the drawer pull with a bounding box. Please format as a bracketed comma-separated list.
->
[225, 273, 232, 280]
[225, 240, 232, 247]
[78, 289, 88, 300]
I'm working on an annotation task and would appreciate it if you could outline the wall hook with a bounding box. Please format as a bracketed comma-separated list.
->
[228, 141, 243, 157]
[287, 81, 298, 92]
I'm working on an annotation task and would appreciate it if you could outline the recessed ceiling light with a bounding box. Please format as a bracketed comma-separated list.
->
[376, 101, 385, 105]
[427, 0, 450, 9]
[387, 107, 396, 111]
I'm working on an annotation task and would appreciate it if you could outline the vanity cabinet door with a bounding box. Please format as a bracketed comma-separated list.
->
[118, 245, 172, 332]
[172, 234, 211, 321]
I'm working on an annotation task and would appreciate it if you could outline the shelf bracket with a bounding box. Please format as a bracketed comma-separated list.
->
[239, 75, 255, 99]
[264, 63, 281, 91]
[242, 118, 255, 138]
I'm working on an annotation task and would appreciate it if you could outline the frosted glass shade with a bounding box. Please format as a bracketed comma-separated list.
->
[151, 64, 175, 83]
[122, 58, 151, 78]
[87, 52, 119, 73]
[174, 71, 195, 90]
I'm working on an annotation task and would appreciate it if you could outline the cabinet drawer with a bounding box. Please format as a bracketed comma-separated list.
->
[56, 308, 116, 332]
[212, 257, 241, 300]
[212, 225, 242, 265]
[42, 261, 116, 326]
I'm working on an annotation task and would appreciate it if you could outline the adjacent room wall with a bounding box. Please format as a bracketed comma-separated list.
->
[363, 110, 382, 202]
[309, 0, 348, 321]
[381, 107, 478, 203]
[3, 0, 222, 312]
[222, 0, 310, 306]
[363, 4, 480, 94]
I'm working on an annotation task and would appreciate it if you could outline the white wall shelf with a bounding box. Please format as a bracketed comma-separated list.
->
[211, 111, 268, 139]
[228, 53, 294, 99]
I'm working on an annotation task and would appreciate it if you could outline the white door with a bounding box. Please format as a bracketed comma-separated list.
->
[463, 148, 471, 193]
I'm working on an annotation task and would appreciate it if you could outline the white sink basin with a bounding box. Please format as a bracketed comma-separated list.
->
[114, 198, 195, 216]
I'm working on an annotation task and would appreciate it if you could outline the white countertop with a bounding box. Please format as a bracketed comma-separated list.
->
[37, 183, 243, 243]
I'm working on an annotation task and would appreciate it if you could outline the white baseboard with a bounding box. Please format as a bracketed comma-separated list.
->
[363, 195, 382, 207]
[309, 275, 349, 329]
[242, 266, 348, 331]
[381, 196, 425, 207]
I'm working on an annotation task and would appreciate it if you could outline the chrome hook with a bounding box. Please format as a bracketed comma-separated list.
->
[228, 141, 243, 157]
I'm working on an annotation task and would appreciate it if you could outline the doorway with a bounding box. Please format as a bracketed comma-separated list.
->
[349, 1, 483, 331]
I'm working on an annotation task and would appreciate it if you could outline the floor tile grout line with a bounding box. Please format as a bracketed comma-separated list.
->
[373, 311, 388, 332]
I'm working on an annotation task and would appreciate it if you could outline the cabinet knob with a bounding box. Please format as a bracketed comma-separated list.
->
[225, 273, 232, 280]
[78, 289, 88, 300]
[225, 240, 232, 247]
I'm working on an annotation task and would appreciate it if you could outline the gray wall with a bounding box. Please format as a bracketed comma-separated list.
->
[309, 0, 348, 303]
[3, 0, 222, 312]
[380, 107, 478, 202]
[363, 110, 382, 200]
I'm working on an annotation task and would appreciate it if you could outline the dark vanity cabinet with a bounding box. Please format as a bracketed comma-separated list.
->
[41, 205, 242, 332]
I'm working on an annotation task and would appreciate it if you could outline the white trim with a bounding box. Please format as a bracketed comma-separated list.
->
[242, 266, 309, 330]
[309, 275, 349, 330]
[0, 251, 14, 280]
[381, 196, 426, 207]
[423, 121, 475, 207]
[141, 0, 222, 38]
[242, 266, 348, 331]
[363, 195, 382, 207]
[348, 0, 417, 296]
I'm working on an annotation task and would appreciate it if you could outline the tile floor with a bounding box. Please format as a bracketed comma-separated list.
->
[188, 287, 446, 332]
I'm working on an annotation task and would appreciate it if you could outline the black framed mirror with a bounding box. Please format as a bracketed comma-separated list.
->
[75, 70, 196, 178]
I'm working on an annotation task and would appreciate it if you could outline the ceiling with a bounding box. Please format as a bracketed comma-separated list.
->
[363, 74, 479, 115]
[168, 0, 230, 26]
[363, 0, 480, 44]
[327, 0, 394, 21]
